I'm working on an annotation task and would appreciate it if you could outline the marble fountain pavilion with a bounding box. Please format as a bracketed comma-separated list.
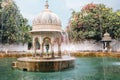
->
[12, 1, 75, 72]
[30, 1, 62, 57]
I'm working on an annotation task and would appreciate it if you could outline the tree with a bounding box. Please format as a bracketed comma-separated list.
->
[0, 0, 31, 44]
[67, 3, 120, 42]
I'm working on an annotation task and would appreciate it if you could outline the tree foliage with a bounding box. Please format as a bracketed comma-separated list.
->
[0, 0, 31, 44]
[67, 3, 120, 42]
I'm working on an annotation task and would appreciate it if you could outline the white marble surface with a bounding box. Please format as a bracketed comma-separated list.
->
[17, 56, 75, 62]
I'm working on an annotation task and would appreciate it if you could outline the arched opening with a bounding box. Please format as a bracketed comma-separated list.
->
[33, 37, 40, 56]
[35, 38, 40, 50]
[28, 42, 32, 50]
[43, 37, 51, 56]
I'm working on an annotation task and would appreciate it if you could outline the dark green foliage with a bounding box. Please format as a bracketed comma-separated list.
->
[0, 0, 32, 44]
[67, 3, 120, 42]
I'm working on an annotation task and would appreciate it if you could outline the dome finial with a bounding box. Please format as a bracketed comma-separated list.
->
[45, 0, 49, 9]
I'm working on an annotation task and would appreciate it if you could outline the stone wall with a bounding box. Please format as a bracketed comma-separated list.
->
[0, 40, 120, 53]
[61, 40, 120, 52]
[61, 40, 102, 52]
[111, 40, 120, 51]
[0, 43, 32, 53]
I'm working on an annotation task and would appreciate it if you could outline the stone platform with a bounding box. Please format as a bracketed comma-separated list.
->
[12, 56, 75, 72]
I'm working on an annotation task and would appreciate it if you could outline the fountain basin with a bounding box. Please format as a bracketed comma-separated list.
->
[12, 56, 75, 72]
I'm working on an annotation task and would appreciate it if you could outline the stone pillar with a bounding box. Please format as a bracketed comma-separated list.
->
[58, 37, 61, 57]
[39, 37, 43, 57]
[51, 38, 55, 58]
[33, 37, 36, 57]
[42, 43, 44, 56]
[58, 44, 61, 57]
[51, 42, 54, 58]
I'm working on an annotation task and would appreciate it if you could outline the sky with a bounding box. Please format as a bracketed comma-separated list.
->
[13, 0, 120, 29]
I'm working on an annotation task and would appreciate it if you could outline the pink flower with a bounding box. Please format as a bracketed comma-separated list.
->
[82, 3, 97, 11]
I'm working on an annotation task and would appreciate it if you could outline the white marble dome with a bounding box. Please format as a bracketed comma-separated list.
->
[33, 9, 61, 26]
[31, 1, 62, 32]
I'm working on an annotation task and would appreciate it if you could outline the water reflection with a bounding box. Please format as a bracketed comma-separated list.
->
[0, 57, 120, 80]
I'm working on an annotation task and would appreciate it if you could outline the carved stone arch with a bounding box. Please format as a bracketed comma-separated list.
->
[42, 37, 52, 55]
[34, 37, 40, 50]
[43, 37, 51, 44]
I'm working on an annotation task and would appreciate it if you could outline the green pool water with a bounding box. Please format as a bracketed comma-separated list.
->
[0, 57, 120, 80]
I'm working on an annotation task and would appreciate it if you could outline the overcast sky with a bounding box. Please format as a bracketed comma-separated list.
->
[13, 0, 120, 29]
